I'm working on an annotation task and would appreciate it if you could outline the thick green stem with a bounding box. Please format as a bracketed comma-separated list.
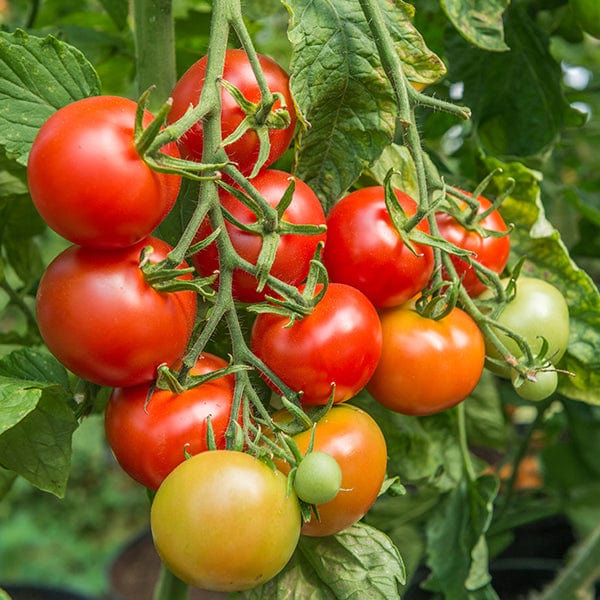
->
[132, 0, 177, 112]
[153, 564, 189, 600]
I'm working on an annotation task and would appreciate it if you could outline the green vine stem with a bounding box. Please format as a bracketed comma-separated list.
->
[133, 0, 177, 112]
[152, 564, 189, 600]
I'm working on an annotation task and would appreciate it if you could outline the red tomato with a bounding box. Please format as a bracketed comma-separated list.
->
[105, 353, 238, 490]
[322, 186, 434, 308]
[274, 404, 387, 537]
[250, 283, 382, 406]
[36, 237, 197, 387]
[436, 190, 510, 296]
[192, 169, 326, 303]
[168, 49, 296, 176]
[27, 96, 181, 249]
[367, 304, 485, 415]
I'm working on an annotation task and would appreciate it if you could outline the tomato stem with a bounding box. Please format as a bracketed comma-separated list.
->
[152, 563, 189, 600]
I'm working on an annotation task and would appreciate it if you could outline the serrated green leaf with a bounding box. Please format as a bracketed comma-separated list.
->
[486, 158, 600, 405]
[0, 389, 77, 497]
[0, 347, 72, 390]
[441, 0, 510, 52]
[245, 522, 405, 599]
[0, 377, 43, 435]
[423, 475, 500, 599]
[0, 29, 100, 165]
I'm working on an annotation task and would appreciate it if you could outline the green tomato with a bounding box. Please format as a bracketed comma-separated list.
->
[484, 277, 570, 379]
[570, 0, 600, 38]
[511, 369, 559, 402]
[294, 451, 342, 505]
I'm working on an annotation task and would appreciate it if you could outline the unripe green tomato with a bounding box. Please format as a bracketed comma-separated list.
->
[511, 369, 559, 402]
[294, 451, 342, 505]
[569, 0, 600, 38]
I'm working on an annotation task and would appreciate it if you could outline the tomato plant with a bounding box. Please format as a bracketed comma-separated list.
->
[150, 450, 301, 591]
[435, 190, 510, 296]
[36, 237, 197, 387]
[570, 0, 600, 38]
[322, 185, 435, 308]
[367, 304, 486, 416]
[191, 169, 326, 302]
[274, 404, 387, 537]
[27, 95, 181, 249]
[168, 48, 296, 176]
[484, 277, 571, 378]
[105, 353, 237, 491]
[250, 282, 382, 406]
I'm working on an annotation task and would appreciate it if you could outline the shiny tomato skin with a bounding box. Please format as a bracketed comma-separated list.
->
[36, 237, 197, 387]
[192, 169, 326, 303]
[367, 305, 485, 416]
[322, 186, 434, 308]
[151, 450, 301, 591]
[105, 353, 237, 491]
[436, 192, 510, 297]
[27, 96, 181, 249]
[274, 404, 387, 537]
[168, 49, 296, 176]
[250, 283, 382, 406]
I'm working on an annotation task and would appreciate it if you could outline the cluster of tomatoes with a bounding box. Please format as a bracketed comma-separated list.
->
[26, 47, 572, 593]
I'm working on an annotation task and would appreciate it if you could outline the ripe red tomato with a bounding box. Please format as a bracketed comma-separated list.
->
[322, 186, 434, 308]
[105, 353, 237, 491]
[191, 169, 326, 303]
[27, 95, 181, 249]
[367, 304, 485, 415]
[168, 49, 296, 176]
[151, 450, 301, 591]
[435, 190, 510, 296]
[274, 404, 387, 537]
[36, 236, 197, 387]
[250, 282, 382, 406]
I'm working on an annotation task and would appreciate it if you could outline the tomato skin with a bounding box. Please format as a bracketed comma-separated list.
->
[192, 169, 326, 303]
[36, 237, 197, 387]
[27, 96, 181, 249]
[484, 277, 570, 378]
[151, 450, 301, 591]
[250, 283, 382, 406]
[367, 305, 486, 416]
[436, 192, 510, 297]
[168, 49, 296, 176]
[511, 369, 558, 402]
[322, 186, 434, 308]
[105, 353, 237, 491]
[275, 404, 387, 537]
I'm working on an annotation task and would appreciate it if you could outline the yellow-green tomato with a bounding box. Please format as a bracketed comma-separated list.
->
[294, 451, 342, 505]
[485, 278, 570, 378]
[150, 450, 301, 592]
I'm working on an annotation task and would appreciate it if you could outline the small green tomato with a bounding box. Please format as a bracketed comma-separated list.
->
[511, 368, 559, 402]
[294, 451, 342, 505]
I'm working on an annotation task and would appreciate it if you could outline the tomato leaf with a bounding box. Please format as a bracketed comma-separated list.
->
[245, 522, 405, 599]
[284, 0, 444, 209]
[486, 158, 600, 405]
[446, 3, 586, 159]
[98, 0, 129, 31]
[0, 29, 100, 165]
[422, 475, 500, 599]
[441, 0, 510, 52]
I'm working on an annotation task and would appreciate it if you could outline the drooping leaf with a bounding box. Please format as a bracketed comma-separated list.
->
[486, 158, 600, 405]
[441, 0, 510, 52]
[284, 0, 444, 209]
[245, 522, 405, 599]
[0, 29, 100, 165]
[99, 0, 130, 30]
[423, 475, 500, 599]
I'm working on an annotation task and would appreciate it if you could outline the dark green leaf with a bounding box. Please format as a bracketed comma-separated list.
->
[441, 0, 510, 52]
[487, 158, 600, 404]
[0, 376, 43, 435]
[0, 465, 17, 501]
[245, 522, 405, 599]
[99, 0, 130, 30]
[0, 389, 77, 497]
[424, 475, 500, 599]
[0, 347, 72, 390]
[446, 3, 585, 159]
[0, 29, 100, 165]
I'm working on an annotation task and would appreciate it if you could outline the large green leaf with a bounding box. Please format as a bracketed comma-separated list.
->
[245, 522, 405, 598]
[441, 0, 510, 52]
[0, 29, 100, 165]
[487, 158, 600, 405]
[284, 0, 445, 209]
